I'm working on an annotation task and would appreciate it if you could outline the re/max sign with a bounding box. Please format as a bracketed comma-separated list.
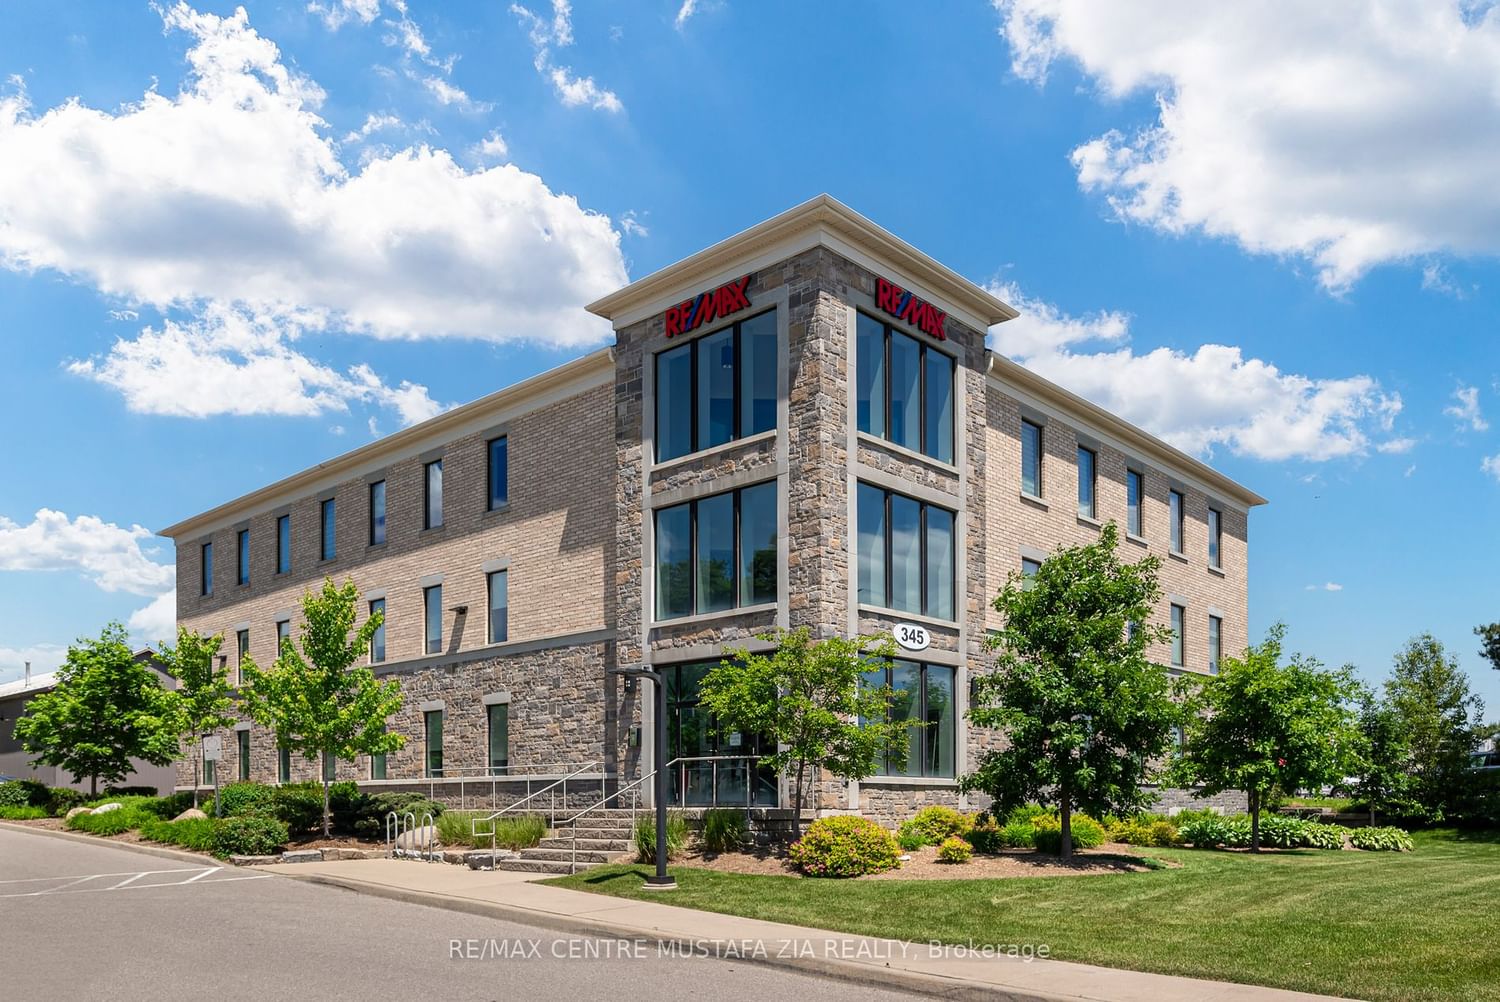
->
[875, 277, 947, 341]
[664, 275, 752, 338]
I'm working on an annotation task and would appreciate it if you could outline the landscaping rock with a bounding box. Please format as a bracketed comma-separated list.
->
[280, 849, 322, 864]
[394, 824, 437, 850]
[65, 806, 92, 820]
[319, 847, 376, 861]
[173, 808, 208, 822]
[228, 854, 278, 866]
[464, 849, 519, 870]
[90, 802, 123, 815]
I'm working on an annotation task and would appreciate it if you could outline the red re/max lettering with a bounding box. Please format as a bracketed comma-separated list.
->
[664, 275, 753, 338]
[874, 276, 947, 341]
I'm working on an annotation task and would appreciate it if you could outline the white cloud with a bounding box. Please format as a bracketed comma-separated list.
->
[511, 1, 623, 112]
[1483, 453, 1500, 482]
[1421, 262, 1471, 298]
[1404, 463, 1417, 477]
[0, 4, 627, 379]
[0, 643, 68, 686]
[108, 309, 139, 322]
[995, 1, 1500, 291]
[342, 111, 401, 143]
[991, 284, 1407, 461]
[1445, 385, 1489, 431]
[416, 73, 489, 112]
[1376, 437, 1417, 454]
[127, 590, 179, 647]
[308, 0, 380, 31]
[619, 210, 648, 237]
[471, 130, 509, 162]
[675, 0, 699, 30]
[0, 509, 173, 595]
[1304, 582, 1344, 592]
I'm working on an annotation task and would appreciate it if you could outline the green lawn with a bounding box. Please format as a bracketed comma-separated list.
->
[546, 830, 1499, 1002]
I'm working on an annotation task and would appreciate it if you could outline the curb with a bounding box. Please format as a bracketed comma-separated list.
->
[0, 820, 220, 868]
[266, 867, 1062, 1002]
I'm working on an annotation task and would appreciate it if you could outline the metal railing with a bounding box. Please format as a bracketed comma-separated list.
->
[385, 810, 438, 862]
[408, 762, 603, 810]
[469, 760, 601, 856]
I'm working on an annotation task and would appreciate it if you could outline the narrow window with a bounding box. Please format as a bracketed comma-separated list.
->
[204, 757, 215, 786]
[1209, 615, 1222, 675]
[236, 529, 249, 586]
[424, 459, 443, 529]
[856, 481, 887, 607]
[654, 309, 779, 462]
[423, 585, 443, 654]
[1021, 557, 1041, 590]
[323, 751, 336, 782]
[695, 492, 735, 614]
[1171, 604, 1186, 667]
[654, 503, 692, 620]
[855, 313, 886, 439]
[1170, 490, 1185, 554]
[487, 703, 509, 776]
[200, 541, 213, 596]
[855, 483, 957, 620]
[888, 330, 921, 452]
[368, 599, 386, 664]
[697, 325, 736, 450]
[924, 346, 955, 464]
[235, 629, 249, 686]
[277, 746, 290, 784]
[1208, 507, 1222, 569]
[1127, 469, 1144, 537]
[276, 514, 290, 574]
[738, 481, 777, 606]
[856, 314, 954, 462]
[653, 483, 780, 620]
[368, 480, 387, 546]
[655, 342, 693, 462]
[739, 310, 777, 437]
[487, 570, 508, 644]
[424, 709, 444, 778]
[1077, 445, 1097, 519]
[320, 498, 336, 561]
[237, 729, 250, 781]
[928, 507, 961, 621]
[864, 661, 955, 778]
[275, 619, 291, 654]
[487, 436, 509, 510]
[1021, 420, 1043, 498]
[370, 747, 387, 780]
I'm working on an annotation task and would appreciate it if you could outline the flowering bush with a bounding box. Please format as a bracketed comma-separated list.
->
[936, 835, 972, 863]
[787, 816, 900, 878]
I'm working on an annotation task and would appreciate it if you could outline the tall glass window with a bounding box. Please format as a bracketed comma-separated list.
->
[204, 758, 215, 787]
[856, 483, 957, 620]
[1208, 615, 1222, 675]
[1170, 490, 1185, 553]
[276, 514, 290, 574]
[423, 585, 443, 654]
[369, 480, 387, 546]
[1021, 420, 1043, 498]
[487, 570, 508, 644]
[424, 710, 443, 777]
[370, 746, 387, 780]
[236, 529, 249, 585]
[236, 629, 249, 686]
[856, 313, 954, 463]
[1077, 445, 1097, 519]
[1127, 469, 1144, 537]
[200, 542, 213, 596]
[368, 599, 386, 664]
[1208, 507, 1222, 568]
[276, 619, 291, 653]
[1171, 604, 1186, 667]
[488, 437, 509, 510]
[323, 752, 336, 782]
[237, 729, 250, 781]
[655, 310, 777, 462]
[278, 746, 290, 784]
[320, 498, 336, 561]
[863, 661, 956, 778]
[424, 460, 443, 529]
[487, 703, 509, 775]
[653, 481, 778, 620]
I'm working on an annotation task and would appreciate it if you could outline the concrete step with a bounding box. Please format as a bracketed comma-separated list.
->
[555, 825, 633, 838]
[496, 858, 607, 875]
[517, 847, 620, 864]
[537, 837, 630, 852]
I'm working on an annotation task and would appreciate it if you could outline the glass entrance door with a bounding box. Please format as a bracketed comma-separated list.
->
[664, 662, 778, 806]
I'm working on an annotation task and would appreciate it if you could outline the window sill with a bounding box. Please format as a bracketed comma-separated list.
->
[650, 601, 779, 630]
[1019, 492, 1047, 511]
[1077, 514, 1102, 530]
[484, 502, 512, 518]
[319, 557, 338, 566]
[857, 604, 957, 631]
[651, 429, 777, 475]
[1167, 550, 1188, 563]
[855, 432, 959, 476]
[422, 525, 446, 535]
[1207, 564, 1225, 577]
[366, 541, 388, 552]
[861, 775, 959, 788]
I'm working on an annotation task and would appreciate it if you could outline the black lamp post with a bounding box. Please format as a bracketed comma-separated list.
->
[611, 665, 676, 890]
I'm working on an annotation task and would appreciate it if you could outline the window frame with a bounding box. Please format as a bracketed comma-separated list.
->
[235, 629, 249, 686]
[424, 709, 444, 778]
[423, 459, 443, 530]
[368, 598, 386, 664]
[275, 619, 291, 657]
[856, 312, 956, 464]
[423, 584, 443, 655]
[1021, 419, 1043, 498]
[275, 514, 290, 574]
[277, 745, 290, 784]
[1077, 444, 1097, 520]
[653, 480, 778, 622]
[1208, 614, 1222, 675]
[487, 436, 509, 511]
[1127, 469, 1144, 537]
[653, 308, 778, 463]
[320, 497, 336, 561]
[237, 729, 250, 782]
[236, 529, 249, 586]
[863, 660, 957, 779]
[856, 482, 958, 621]
[487, 569, 508, 644]
[1207, 507, 1222, 569]
[1170, 603, 1186, 667]
[1169, 490, 1185, 554]
[200, 542, 213, 596]
[368, 479, 387, 546]
[487, 702, 509, 776]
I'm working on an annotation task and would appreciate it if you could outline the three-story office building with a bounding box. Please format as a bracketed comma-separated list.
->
[162, 196, 1264, 818]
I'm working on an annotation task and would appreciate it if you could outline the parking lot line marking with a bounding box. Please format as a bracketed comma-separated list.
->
[107, 872, 147, 889]
[180, 867, 219, 883]
[0, 867, 196, 885]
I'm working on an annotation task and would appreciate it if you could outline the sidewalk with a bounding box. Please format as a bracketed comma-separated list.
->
[264, 857, 1349, 1002]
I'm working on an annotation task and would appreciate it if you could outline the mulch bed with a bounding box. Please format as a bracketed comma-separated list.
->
[681, 841, 1169, 879]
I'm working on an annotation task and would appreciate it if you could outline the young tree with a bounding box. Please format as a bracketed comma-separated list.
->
[154, 626, 236, 807]
[1343, 689, 1417, 825]
[696, 627, 911, 839]
[1475, 621, 1500, 674]
[14, 622, 181, 797]
[1172, 625, 1362, 851]
[1385, 633, 1484, 820]
[239, 579, 405, 835]
[963, 523, 1181, 858]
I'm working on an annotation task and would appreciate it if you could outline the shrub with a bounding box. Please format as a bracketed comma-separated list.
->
[1031, 813, 1106, 853]
[328, 781, 367, 834]
[66, 802, 156, 835]
[211, 815, 290, 857]
[1107, 814, 1182, 847]
[1301, 822, 1349, 850]
[492, 814, 547, 850]
[701, 809, 750, 854]
[1000, 820, 1037, 848]
[897, 827, 927, 852]
[936, 835, 972, 863]
[907, 805, 971, 843]
[140, 817, 217, 853]
[633, 813, 689, 862]
[1004, 803, 1051, 826]
[0, 779, 48, 808]
[963, 819, 1005, 854]
[1349, 826, 1414, 852]
[272, 783, 325, 834]
[212, 782, 279, 819]
[0, 805, 48, 820]
[435, 809, 485, 848]
[1178, 813, 1235, 848]
[45, 787, 88, 816]
[787, 815, 900, 877]
[351, 793, 446, 839]
[102, 784, 158, 798]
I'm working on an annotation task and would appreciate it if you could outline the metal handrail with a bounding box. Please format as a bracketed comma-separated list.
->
[470, 760, 601, 856]
[411, 761, 604, 811]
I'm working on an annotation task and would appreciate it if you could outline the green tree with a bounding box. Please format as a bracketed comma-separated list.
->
[239, 578, 404, 835]
[1343, 689, 1417, 825]
[963, 523, 1181, 858]
[154, 626, 236, 807]
[696, 628, 911, 839]
[13, 622, 181, 796]
[1475, 622, 1500, 674]
[1385, 633, 1483, 821]
[1172, 625, 1362, 851]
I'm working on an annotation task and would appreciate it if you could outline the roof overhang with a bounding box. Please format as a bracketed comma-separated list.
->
[587, 194, 1020, 333]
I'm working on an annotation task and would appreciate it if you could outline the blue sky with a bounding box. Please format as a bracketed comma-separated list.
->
[0, 1, 1496, 714]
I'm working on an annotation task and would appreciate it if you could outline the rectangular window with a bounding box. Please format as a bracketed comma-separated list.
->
[653, 481, 777, 620]
[369, 480, 387, 546]
[1021, 557, 1041, 591]
[204, 758, 215, 786]
[1077, 445, 1097, 519]
[487, 436, 509, 510]
[200, 542, 213, 596]
[1021, 419, 1043, 498]
[1169, 490, 1185, 554]
[237, 730, 250, 782]
[236, 629, 249, 686]
[1208, 507, 1222, 568]
[655, 309, 777, 462]
[276, 514, 290, 574]
[1209, 615, 1222, 675]
[276, 619, 291, 653]
[855, 313, 954, 463]
[323, 751, 336, 782]
[320, 498, 336, 561]
[424, 459, 443, 529]
[236, 529, 249, 585]
[424, 709, 443, 777]
[487, 703, 508, 776]
[423, 585, 442, 654]
[863, 661, 956, 778]
[368, 598, 386, 664]
[855, 483, 957, 621]
[487, 570, 508, 644]
[1171, 604, 1186, 667]
[1127, 469, 1144, 537]
[277, 746, 290, 784]
[370, 749, 387, 781]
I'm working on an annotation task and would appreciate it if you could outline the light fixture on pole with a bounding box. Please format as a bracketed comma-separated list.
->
[610, 665, 676, 890]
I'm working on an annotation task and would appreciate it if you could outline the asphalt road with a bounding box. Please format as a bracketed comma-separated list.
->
[0, 826, 917, 1001]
